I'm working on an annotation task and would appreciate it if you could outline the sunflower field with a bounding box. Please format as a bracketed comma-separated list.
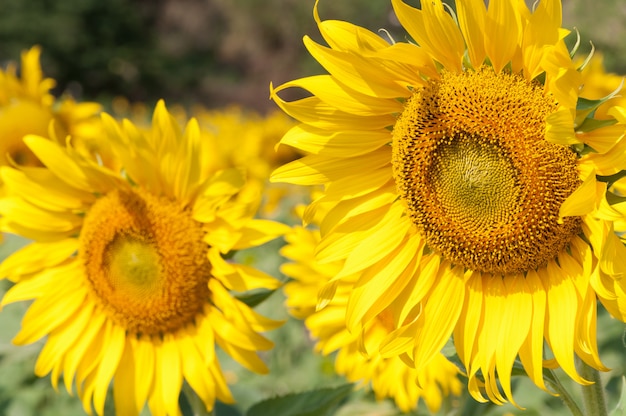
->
[1, 1, 626, 416]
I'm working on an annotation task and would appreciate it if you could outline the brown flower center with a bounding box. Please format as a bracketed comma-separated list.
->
[392, 68, 581, 274]
[80, 188, 211, 336]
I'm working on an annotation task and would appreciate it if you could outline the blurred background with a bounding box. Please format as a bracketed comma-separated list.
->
[0, 0, 624, 114]
[0, 1, 626, 416]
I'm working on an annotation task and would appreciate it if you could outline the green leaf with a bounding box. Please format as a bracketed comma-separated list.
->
[235, 289, 276, 308]
[245, 384, 354, 416]
[610, 377, 626, 416]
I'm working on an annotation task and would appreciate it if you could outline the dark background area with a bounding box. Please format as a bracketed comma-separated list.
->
[0, 0, 623, 113]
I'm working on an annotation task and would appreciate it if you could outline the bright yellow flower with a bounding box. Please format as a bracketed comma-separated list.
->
[0, 46, 101, 169]
[0, 100, 288, 416]
[282, 216, 462, 413]
[110, 101, 301, 216]
[271, 0, 626, 406]
[185, 105, 302, 215]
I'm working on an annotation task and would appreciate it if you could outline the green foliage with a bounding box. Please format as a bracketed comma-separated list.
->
[609, 378, 626, 416]
[246, 383, 354, 416]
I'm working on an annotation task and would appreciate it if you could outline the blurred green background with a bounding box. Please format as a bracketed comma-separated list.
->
[1, 0, 624, 113]
[1, 1, 626, 416]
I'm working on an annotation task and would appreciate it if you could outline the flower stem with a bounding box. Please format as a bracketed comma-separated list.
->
[544, 369, 584, 416]
[577, 356, 609, 416]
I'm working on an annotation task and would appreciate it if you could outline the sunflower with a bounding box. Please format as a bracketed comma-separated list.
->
[109, 101, 301, 216]
[189, 106, 301, 216]
[0, 100, 288, 416]
[270, 0, 626, 405]
[0, 46, 101, 169]
[281, 211, 462, 413]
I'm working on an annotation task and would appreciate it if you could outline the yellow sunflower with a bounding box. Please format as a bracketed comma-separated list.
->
[186, 105, 302, 216]
[281, 212, 462, 413]
[0, 100, 288, 416]
[0, 46, 101, 169]
[109, 101, 301, 216]
[271, 0, 626, 406]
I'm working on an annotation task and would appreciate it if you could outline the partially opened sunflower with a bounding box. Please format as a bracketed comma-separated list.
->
[282, 211, 462, 413]
[0, 100, 287, 415]
[0, 46, 101, 169]
[271, 0, 626, 405]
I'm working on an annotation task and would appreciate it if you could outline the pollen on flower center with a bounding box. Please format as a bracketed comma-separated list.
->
[80, 188, 211, 336]
[392, 67, 582, 274]
[430, 135, 519, 229]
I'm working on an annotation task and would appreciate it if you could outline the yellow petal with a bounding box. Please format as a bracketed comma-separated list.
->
[577, 123, 626, 154]
[23, 135, 98, 192]
[303, 36, 410, 98]
[93, 324, 125, 416]
[345, 232, 420, 330]
[545, 107, 579, 146]
[456, 0, 487, 67]
[413, 264, 465, 378]
[14, 270, 86, 345]
[391, 0, 464, 72]
[477, 275, 506, 404]
[558, 169, 600, 219]
[179, 335, 217, 412]
[230, 219, 290, 250]
[542, 262, 588, 385]
[63, 308, 106, 394]
[271, 147, 390, 185]
[114, 338, 140, 416]
[130, 336, 156, 412]
[484, 0, 524, 73]
[453, 270, 483, 378]
[518, 270, 549, 392]
[1, 167, 93, 212]
[0, 197, 82, 234]
[227, 264, 282, 291]
[340, 204, 410, 280]
[314, 2, 389, 52]
[600, 226, 626, 279]
[583, 133, 626, 175]
[275, 75, 402, 116]
[0, 239, 78, 281]
[316, 202, 396, 264]
[160, 335, 184, 416]
[279, 124, 390, 157]
[496, 275, 532, 405]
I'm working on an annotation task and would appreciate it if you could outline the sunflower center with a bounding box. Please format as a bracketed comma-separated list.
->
[392, 68, 581, 274]
[80, 188, 211, 336]
[430, 135, 519, 228]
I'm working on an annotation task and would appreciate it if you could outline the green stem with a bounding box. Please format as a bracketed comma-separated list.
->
[577, 356, 609, 416]
[544, 369, 584, 416]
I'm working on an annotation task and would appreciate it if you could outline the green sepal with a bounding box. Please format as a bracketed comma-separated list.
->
[236, 289, 276, 308]
[597, 171, 626, 188]
[605, 189, 626, 206]
[576, 78, 624, 128]
[576, 116, 618, 134]
[568, 28, 582, 59]
[576, 41, 595, 72]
